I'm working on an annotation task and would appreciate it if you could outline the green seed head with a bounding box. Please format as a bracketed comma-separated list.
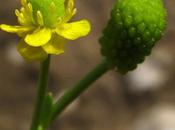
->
[100, 0, 167, 74]
[28, 0, 65, 27]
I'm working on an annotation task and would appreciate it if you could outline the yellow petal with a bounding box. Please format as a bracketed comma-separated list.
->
[55, 20, 91, 40]
[25, 28, 52, 47]
[42, 35, 66, 54]
[0, 24, 32, 33]
[17, 39, 48, 61]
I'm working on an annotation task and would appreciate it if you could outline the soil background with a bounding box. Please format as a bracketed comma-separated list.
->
[0, 0, 175, 130]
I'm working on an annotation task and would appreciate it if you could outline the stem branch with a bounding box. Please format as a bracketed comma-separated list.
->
[50, 59, 109, 121]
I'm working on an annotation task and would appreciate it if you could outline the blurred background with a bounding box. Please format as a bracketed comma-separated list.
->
[0, 0, 175, 130]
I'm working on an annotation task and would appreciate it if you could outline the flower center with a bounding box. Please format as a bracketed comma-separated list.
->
[28, 0, 65, 27]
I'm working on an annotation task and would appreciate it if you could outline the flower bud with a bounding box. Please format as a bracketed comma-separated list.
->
[100, 0, 167, 74]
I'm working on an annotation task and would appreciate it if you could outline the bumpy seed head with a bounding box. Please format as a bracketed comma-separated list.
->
[28, 0, 65, 27]
[99, 0, 167, 74]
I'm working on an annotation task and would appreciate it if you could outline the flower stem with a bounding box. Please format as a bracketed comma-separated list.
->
[50, 59, 110, 122]
[30, 56, 51, 130]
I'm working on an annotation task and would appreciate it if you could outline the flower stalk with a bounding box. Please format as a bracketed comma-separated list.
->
[29, 58, 110, 130]
[50, 59, 110, 122]
[30, 55, 50, 130]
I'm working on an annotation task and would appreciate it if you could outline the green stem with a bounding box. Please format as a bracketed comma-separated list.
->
[30, 56, 51, 130]
[50, 59, 109, 122]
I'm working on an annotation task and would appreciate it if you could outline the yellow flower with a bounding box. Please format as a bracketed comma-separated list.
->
[0, 0, 91, 61]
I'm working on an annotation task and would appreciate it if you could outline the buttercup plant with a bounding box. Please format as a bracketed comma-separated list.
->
[0, 0, 167, 130]
[0, 0, 90, 61]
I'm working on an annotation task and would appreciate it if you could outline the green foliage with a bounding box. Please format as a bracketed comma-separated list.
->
[100, 0, 167, 74]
